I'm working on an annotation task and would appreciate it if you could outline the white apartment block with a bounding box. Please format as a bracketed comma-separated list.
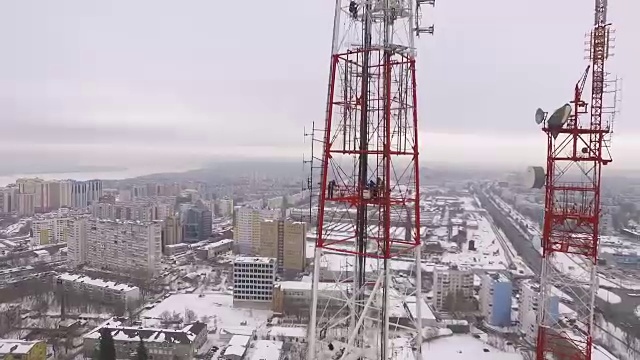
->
[31, 211, 84, 245]
[233, 256, 277, 309]
[56, 273, 141, 304]
[68, 218, 88, 267]
[93, 199, 175, 222]
[73, 219, 162, 276]
[0, 187, 17, 214]
[217, 198, 234, 217]
[233, 206, 280, 255]
[519, 280, 540, 342]
[432, 265, 474, 311]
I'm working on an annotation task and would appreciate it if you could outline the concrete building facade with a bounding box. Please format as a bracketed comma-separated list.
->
[258, 220, 307, 274]
[479, 272, 513, 327]
[232, 256, 277, 309]
[432, 265, 474, 311]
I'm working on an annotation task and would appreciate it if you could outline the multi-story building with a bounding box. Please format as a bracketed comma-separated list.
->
[259, 220, 307, 274]
[196, 239, 234, 260]
[162, 215, 183, 250]
[182, 203, 212, 243]
[71, 179, 103, 209]
[232, 256, 277, 309]
[74, 219, 162, 276]
[234, 206, 280, 255]
[0, 339, 46, 360]
[432, 264, 474, 311]
[16, 193, 35, 216]
[0, 187, 17, 214]
[31, 215, 77, 245]
[272, 281, 349, 317]
[56, 273, 141, 305]
[479, 272, 513, 327]
[217, 198, 234, 217]
[518, 280, 560, 343]
[67, 218, 88, 267]
[83, 319, 207, 360]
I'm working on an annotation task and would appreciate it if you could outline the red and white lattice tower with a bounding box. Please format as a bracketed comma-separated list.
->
[536, 0, 617, 359]
[307, 0, 434, 359]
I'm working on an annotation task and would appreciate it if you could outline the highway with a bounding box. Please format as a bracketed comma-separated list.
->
[474, 189, 640, 344]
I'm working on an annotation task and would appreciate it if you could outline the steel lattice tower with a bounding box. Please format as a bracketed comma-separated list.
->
[536, 0, 616, 359]
[307, 1, 434, 359]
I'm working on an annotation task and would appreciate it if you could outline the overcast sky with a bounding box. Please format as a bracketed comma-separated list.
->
[0, 0, 638, 170]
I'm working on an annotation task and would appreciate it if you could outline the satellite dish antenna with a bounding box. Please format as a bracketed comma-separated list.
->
[524, 166, 546, 189]
[535, 108, 546, 125]
[547, 103, 572, 139]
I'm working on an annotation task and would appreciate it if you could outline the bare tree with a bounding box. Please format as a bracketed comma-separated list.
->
[184, 309, 197, 324]
[159, 311, 172, 321]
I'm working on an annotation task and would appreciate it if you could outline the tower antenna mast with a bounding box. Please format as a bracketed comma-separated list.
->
[536, 0, 617, 359]
[307, 0, 435, 359]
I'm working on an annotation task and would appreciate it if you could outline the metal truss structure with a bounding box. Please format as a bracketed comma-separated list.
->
[536, 1, 618, 359]
[306, 0, 435, 359]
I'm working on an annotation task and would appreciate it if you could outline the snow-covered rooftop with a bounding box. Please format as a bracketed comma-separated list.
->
[84, 318, 206, 344]
[57, 273, 139, 293]
[0, 340, 40, 355]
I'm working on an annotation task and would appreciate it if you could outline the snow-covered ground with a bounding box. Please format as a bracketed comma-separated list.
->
[141, 293, 271, 331]
[419, 335, 522, 359]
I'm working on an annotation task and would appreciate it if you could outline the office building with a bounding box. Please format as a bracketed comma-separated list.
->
[70, 219, 162, 276]
[182, 202, 212, 242]
[83, 319, 207, 360]
[432, 265, 474, 311]
[232, 256, 277, 309]
[234, 206, 280, 255]
[259, 220, 307, 274]
[479, 272, 513, 327]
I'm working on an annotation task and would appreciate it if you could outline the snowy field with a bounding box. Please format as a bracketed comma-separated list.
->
[141, 293, 271, 330]
[419, 335, 522, 359]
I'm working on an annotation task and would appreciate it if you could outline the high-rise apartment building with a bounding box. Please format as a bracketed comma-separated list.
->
[479, 272, 513, 327]
[16, 193, 35, 217]
[233, 206, 280, 255]
[432, 265, 474, 311]
[0, 187, 17, 214]
[162, 215, 183, 250]
[68, 219, 162, 276]
[68, 218, 88, 267]
[232, 256, 277, 309]
[259, 220, 307, 274]
[71, 180, 103, 209]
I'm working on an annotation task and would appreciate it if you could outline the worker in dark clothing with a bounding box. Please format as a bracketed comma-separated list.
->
[368, 179, 376, 198]
[349, 1, 358, 19]
[328, 180, 336, 199]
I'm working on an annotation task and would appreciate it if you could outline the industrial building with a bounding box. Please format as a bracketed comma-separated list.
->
[479, 272, 513, 327]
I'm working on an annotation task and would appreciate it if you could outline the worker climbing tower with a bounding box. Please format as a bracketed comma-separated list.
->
[306, 0, 435, 359]
[535, 0, 619, 359]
